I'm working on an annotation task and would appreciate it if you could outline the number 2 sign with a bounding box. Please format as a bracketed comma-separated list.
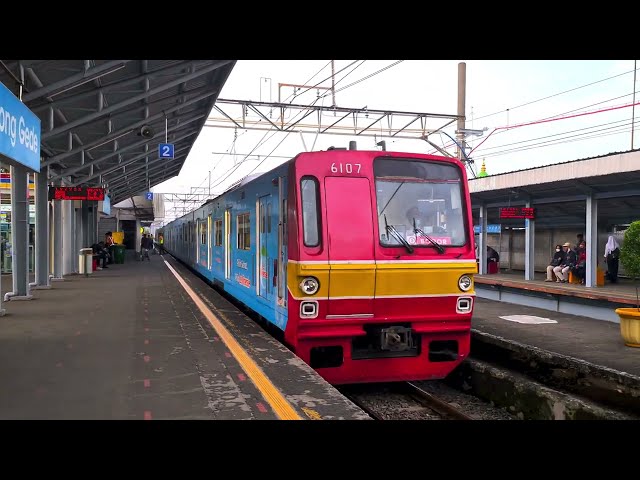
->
[159, 143, 175, 159]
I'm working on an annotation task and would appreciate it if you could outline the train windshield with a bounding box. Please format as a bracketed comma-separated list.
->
[374, 158, 468, 248]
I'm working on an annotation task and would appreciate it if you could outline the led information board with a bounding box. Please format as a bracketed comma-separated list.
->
[48, 186, 105, 201]
[499, 207, 536, 219]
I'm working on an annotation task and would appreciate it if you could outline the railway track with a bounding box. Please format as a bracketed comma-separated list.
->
[340, 381, 490, 420]
[403, 382, 475, 420]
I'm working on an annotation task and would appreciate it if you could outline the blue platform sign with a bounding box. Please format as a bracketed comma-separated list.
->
[99, 194, 111, 215]
[474, 224, 502, 234]
[159, 143, 174, 159]
[146, 192, 153, 201]
[0, 81, 41, 172]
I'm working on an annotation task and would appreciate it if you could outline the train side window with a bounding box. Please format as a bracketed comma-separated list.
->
[301, 176, 320, 247]
[237, 213, 251, 250]
[267, 202, 272, 233]
[214, 219, 223, 246]
[199, 221, 206, 245]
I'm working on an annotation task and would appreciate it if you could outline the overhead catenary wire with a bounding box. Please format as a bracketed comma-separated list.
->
[289, 61, 361, 103]
[167, 61, 336, 210]
[207, 96, 325, 193]
[428, 94, 640, 160]
[472, 65, 639, 123]
[319, 61, 404, 98]
[212, 61, 407, 191]
[282, 60, 332, 104]
[201, 61, 343, 195]
[467, 100, 640, 157]
[429, 64, 640, 160]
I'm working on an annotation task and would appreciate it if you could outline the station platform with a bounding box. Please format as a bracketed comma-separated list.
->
[0, 250, 368, 420]
[474, 271, 639, 322]
[471, 296, 640, 377]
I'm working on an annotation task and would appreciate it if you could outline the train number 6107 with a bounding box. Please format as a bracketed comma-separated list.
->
[330, 162, 361, 174]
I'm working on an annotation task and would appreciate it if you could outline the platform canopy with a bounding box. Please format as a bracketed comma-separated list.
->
[0, 60, 236, 205]
[469, 150, 640, 228]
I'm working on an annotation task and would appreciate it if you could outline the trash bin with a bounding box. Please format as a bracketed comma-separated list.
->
[79, 248, 94, 276]
[113, 244, 126, 264]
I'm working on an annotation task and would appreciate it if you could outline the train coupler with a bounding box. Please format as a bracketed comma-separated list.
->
[379, 326, 414, 352]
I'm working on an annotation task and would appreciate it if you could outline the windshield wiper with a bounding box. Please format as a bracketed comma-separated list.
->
[413, 218, 445, 254]
[378, 181, 405, 218]
[384, 214, 414, 254]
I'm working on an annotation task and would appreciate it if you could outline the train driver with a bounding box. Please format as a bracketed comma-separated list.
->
[406, 205, 434, 231]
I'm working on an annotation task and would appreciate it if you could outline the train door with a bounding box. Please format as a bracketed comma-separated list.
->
[277, 177, 287, 306]
[207, 215, 212, 271]
[324, 176, 375, 315]
[193, 221, 198, 265]
[257, 195, 271, 299]
[196, 219, 201, 265]
[187, 221, 193, 262]
[213, 217, 224, 277]
[198, 218, 208, 268]
[225, 208, 232, 280]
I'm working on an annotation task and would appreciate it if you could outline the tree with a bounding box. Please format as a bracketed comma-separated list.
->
[620, 221, 640, 310]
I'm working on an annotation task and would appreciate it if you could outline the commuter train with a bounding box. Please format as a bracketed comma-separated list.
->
[163, 147, 476, 385]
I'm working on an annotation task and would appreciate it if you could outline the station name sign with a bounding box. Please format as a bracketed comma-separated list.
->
[0, 82, 41, 172]
[499, 207, 536, 220]
[48, 186, 105, 201]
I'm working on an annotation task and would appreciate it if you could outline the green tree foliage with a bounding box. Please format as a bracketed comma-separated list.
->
[620, 221, 640, 281]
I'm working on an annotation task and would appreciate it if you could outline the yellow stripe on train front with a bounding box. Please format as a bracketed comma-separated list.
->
[375, 265, 475, 296]
[288, 262, 476, 298]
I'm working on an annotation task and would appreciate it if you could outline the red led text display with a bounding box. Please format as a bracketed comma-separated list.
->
[48, 186, 105, 201]
[499, 207, 536, 220]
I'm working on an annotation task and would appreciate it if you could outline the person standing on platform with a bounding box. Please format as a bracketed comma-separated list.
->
[604, 235, 621, 283]
[105, 231, 115, 263]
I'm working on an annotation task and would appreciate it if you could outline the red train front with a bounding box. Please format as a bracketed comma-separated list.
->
[284, 149, 476, 384]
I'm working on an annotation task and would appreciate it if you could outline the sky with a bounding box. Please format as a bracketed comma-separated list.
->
[153, 60, 640, 223]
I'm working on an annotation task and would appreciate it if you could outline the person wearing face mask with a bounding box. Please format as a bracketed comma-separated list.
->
[546, 244, 566, 282]
[556, 242, 576, 283]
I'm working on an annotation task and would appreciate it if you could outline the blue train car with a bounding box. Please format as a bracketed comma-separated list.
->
[165, 162, 290, 331]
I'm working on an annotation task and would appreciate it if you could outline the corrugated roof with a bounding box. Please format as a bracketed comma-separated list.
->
[0, 59, 236, 206]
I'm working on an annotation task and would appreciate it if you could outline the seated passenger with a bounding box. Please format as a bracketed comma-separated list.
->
[487, 245, 499, 263]
[572, 241, 587, 284]
[92, 242, 109, 269]
[546, 244, 565, 282]
[555, 242, 576, 283]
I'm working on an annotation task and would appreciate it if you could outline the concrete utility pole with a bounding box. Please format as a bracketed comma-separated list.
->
[456, 62, 466, 161]
[632, 60, 637, 150]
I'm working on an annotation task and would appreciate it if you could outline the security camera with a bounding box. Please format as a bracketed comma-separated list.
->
[138, 125, 155, 138]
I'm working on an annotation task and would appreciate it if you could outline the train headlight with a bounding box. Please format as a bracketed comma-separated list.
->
[299, 277, 320, 295]
[458, 275, 473, 292]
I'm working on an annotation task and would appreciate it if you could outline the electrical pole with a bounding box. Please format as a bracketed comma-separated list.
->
[633, 60, 637, 150]
[456, 62, 466, 162]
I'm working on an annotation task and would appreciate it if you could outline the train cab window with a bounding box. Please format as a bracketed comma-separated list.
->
[374, 158, 468, 248]
[237, 213, 251, 250]
[214, 219, 223, 246]
[301, 177, 320, 247]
